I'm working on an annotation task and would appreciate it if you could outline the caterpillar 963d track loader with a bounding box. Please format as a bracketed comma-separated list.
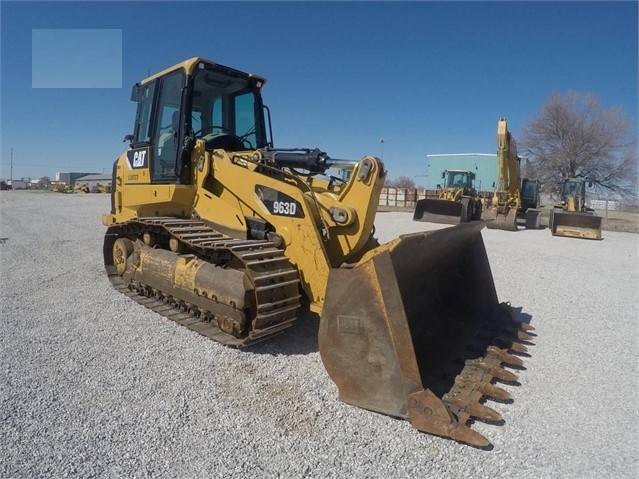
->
[485, 118, 541, 231]
[548, 178, 602, 240]
[102, 58, 534, 447]
[413, 169, 483, 224]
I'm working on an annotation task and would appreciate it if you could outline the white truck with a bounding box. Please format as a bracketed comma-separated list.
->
[9, 180, 27, 190]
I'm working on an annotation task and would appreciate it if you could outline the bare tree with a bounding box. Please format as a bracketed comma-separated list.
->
[519, 92, 638, 201]
[386, 175, 416, 189]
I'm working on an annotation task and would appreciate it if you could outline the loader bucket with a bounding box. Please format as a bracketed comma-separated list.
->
[413, 199, 464, 224]
[551, 211, 602, 240]
[319, 221, 534, 446]
[485, 207, 518, 231]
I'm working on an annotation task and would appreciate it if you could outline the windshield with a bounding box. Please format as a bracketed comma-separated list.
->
[191, 67, 263, 150]
[562, 180, 584, 198]
[446, 171, 471, 188]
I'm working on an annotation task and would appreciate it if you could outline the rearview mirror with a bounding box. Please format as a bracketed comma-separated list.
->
[130, 83, 143, 102]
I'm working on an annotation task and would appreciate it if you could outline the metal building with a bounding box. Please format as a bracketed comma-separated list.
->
[55, 171, 100, 186]
[422, 153, 498, 194]
[74, 174, 112, 191]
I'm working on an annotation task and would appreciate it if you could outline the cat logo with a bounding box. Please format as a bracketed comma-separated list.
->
[126, 148, 149, 170]
[133, 150, 146, 167]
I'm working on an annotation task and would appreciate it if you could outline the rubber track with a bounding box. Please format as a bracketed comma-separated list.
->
[104, 217, 301, 348]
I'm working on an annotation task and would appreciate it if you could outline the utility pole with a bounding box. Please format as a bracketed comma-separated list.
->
[380, 138, 385, 160]
[10, 148, 13, 181]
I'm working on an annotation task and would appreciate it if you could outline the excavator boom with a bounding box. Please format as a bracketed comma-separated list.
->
[486, 118, 540, 231]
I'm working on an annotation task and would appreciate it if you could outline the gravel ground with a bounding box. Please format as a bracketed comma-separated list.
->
[1, 191, 637, 479]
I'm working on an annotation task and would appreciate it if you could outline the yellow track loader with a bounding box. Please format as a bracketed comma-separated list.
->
[413, 170, 483, 224]
[91, 183, 111, 194]
[549, 178, 602, 239]
[486, 118, 541, 231]
[102, 58, 534, 446]
[53, 183, 72, 193]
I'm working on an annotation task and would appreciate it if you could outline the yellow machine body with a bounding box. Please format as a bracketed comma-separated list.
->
[486, 118, 540, 231]
[549, 178, 602, 240]
[413, 170, 483, 224]
[102, 58, 534, 446]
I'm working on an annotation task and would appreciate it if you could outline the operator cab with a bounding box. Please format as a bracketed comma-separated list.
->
[439, 170, 476, 194]
[561, 179, 588, 202]
[128, 58, 269, 184]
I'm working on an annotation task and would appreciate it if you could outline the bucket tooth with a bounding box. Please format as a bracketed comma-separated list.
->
[517, 330, 534, 341]
[507, 341, 529, 354]
[466, 358, 519, 382]
[406, 389, 491, 446]
[491, 366, 519, 383]
[478, 382, 511, 401]
[467, 402, 502, 422]
[519, 323, 535, 331]
[487, 346, 524, 366]
[443, 387, 502, 423]
[449, 424, 490, 448]
[454, 368, 511, 400]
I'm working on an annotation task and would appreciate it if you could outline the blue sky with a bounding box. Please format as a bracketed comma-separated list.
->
[1, 1, 637, 185]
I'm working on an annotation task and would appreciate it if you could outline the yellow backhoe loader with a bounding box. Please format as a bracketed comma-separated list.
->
[102, 58, 534, 446]
[413, 169, 483, 224]
[548, 178, 602, 239]
[486, 118, 541, 231]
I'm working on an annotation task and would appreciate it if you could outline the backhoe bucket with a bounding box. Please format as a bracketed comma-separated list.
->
[551, 211, 602, 240]
[319, 221, 533, 446]
[413, 199, 464, 224]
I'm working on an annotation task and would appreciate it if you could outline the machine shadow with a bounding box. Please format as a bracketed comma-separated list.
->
[249, 300, 320, 356]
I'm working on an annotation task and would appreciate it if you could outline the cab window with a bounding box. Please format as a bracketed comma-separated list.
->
[191, 66, 263, 151]
[133, 82, 155, 143]
[152, 70, 185, 181]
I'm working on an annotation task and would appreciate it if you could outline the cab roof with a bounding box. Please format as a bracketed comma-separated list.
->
[140, 57, 267, 88]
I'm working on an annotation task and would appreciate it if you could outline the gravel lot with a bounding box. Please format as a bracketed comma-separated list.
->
[1, 191, 637, 478]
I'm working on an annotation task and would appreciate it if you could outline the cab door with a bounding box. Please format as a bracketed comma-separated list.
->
[150, 69, 185, 183]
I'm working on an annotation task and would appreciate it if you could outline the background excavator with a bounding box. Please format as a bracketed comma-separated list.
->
[413, 169, 483, 224]
[485, 118, 541, 231]
[102, 57, 533, 447]
[548, 178, 602, 239]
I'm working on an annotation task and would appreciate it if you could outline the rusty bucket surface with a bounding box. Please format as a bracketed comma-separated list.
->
[318, 221, 533, 446]
[413, 199, 464, 224]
